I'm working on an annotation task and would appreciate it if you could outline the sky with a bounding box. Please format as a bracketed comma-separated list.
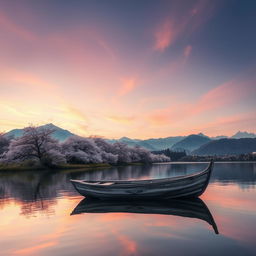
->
[0, 0, 255, 139]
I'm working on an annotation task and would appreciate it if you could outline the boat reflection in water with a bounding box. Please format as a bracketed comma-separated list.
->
[71, 197, 219, 234]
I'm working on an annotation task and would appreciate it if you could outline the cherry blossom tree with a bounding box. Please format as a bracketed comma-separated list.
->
[61, 136, 104, 164]
[0, 133, 10, 156]
[3, 126, 66, 167]
[62, 136, 169, 164]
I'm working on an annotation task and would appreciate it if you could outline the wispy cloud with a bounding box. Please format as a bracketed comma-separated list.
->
[191, 76, 256, 115]
[0, 68, 57, 90]
[153, 0, 217, 52]
[147, 108, 172, 126]
[13, 242, 57, 255]
[105, 115, 135, 124]
[146, 71, 256, 130]
[183, 45, 192, 58]
[118, 77, 138, 96]
[0, 11, 35, 41]
[154, 19, 175, 52]
[64, 105, 89, 122]
[117, 234, 137, 256]
[175, 111, 256, 136]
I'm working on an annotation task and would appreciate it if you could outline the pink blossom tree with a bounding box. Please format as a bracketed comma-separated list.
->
[0, 133, 10, 156]
[61, 136, 170, 164]
[61, 136, 103, 164]
[3, 126, 66, 167]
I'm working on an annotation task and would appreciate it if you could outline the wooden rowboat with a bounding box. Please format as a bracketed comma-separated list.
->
[71, 197, 219, 234]
[71, 161, 214, 199]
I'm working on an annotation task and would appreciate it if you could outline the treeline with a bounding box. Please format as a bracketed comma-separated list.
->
[178, 154, 256, 162]
[0, 126, 170, 168]
[153, 148, 187, 161]
[153, 148, 256, 162]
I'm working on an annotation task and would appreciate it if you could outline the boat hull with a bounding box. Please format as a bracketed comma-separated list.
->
[71, 161, 213, 199]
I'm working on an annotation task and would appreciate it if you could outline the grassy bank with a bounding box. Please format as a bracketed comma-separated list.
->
[0, 162, 146, 172]
[0, 163, 112, 172]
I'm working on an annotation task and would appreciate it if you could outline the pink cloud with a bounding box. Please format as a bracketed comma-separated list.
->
[0, 9, 118, 88]
[13, 242, 57, 255]
[118, 77, 138, 96]
[153, 1, 217, 52]
[190, 111, 256, 136]
[64, 105, 89, 122]
[0, 68, 57, 90]
[0, 11, 35, 41]
[154, 19, 176, 52]
[183, 45, 192, 57]
[118, 235, 138, 256]
[146, 73, 256, 129]
[106, 115, 135, 124]
[147, 108, 173, 126]
[191, 77, 256, 115]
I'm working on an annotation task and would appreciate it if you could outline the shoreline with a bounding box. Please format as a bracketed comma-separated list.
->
[154, 161, 256, 164]
[0, 162, 145, 173]
[0, 160, 255, 173]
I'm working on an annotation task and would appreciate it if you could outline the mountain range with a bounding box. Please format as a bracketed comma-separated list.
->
[231, 131, 256, 139]
[108, 136, 185, 151]
[171, 135, 212, 152]
[4, 123, 74, 141]
[193, 138, 256, 156]
[3, 124, 256, 155]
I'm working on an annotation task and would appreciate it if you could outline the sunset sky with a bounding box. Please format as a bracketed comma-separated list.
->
[0, 0, 255, 139]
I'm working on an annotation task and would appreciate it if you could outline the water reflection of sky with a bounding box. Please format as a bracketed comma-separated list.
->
[0, 163, 256, 255]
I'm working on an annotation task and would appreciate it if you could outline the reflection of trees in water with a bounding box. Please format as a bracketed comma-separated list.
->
[19, 199, 57, 216]
[70, 163, 256, 189]
[0, 171, 76, 216]
[0, 198, 10, 211]
[0, 186, 5, 199]
[0, 163, 255, 216]
[212, 163, 256, 189]
[70, 164, 205, 181]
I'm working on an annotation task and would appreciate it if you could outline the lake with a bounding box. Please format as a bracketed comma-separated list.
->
[0, 162, 256, 256]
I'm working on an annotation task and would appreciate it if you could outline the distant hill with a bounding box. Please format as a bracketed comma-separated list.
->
[4, 123, 74, 141]
[211, 135, 228, 140]
[107, 137, 157, 151]
[141, 136, 185, 150]
[4, 129, 24, 138]
[107, 136, 184, 151]
[193, 138, 256, 156]
[231, 131, 256, 139]
[171, 134, 212, 152]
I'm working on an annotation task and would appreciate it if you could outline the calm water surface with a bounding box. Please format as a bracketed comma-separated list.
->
[0, 162, 256, 256]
